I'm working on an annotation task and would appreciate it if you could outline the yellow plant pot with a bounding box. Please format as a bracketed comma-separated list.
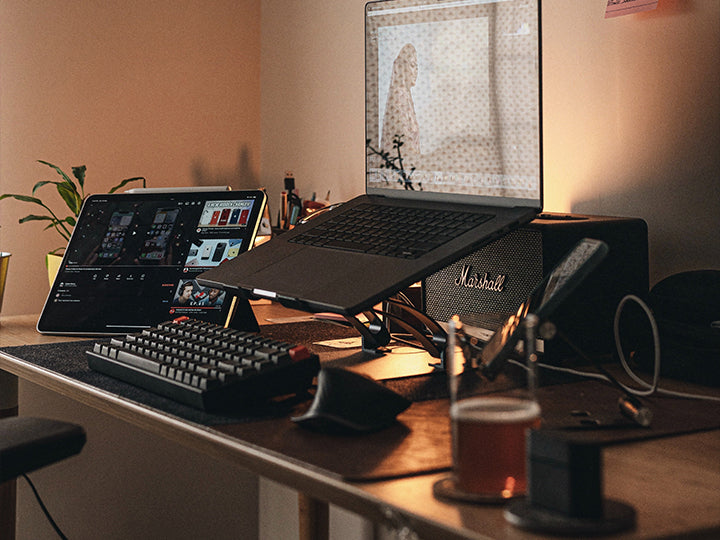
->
[46, 253, 63, 286]
[0, 252, 10, 314]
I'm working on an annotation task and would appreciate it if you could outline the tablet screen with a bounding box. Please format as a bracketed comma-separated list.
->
[37, 189, 266, 335]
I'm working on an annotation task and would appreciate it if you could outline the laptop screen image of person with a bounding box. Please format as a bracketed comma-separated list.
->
[199, 0, 543, 316]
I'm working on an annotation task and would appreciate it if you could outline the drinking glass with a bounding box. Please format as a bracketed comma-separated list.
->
[434, 316, 541, 503]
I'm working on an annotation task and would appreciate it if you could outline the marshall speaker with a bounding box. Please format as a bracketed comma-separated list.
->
[422, 213, 649, 362]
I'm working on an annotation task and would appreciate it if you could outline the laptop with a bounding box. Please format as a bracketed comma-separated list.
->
[37, 189, 267, 335]
[199, 0, 542, 316]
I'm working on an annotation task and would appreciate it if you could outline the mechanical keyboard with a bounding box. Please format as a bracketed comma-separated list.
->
[86, 317, 320, 412]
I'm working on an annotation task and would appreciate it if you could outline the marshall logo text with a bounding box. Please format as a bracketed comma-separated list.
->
[454, 265, 506, 292]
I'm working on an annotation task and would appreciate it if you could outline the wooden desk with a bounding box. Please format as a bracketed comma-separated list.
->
[1, 310, 719, 540]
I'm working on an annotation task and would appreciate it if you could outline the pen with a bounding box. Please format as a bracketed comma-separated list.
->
[280, 191, 288, 228]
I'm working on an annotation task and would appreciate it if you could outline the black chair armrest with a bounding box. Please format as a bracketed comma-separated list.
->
[0, 417, 86, 483]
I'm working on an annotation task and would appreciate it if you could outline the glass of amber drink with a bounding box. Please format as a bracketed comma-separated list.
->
[434, 317, 541, 502]
[451, 395, 540, 499]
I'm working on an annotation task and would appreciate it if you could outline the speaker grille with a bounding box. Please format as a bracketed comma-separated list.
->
[424, 228, 543, 328]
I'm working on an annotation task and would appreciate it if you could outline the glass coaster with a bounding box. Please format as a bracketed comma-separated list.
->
[432, 475, 521, 505]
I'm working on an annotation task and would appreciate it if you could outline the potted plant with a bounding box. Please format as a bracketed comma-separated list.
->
[0, 160, 145, 284]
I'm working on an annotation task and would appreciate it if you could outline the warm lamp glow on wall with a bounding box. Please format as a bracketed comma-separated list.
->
[541, 172, 575, 214]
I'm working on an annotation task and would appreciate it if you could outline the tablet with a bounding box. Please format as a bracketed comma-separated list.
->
[37, 189, 266, 335]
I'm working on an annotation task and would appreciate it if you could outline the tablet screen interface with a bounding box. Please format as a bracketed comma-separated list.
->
[37, 190, 266, 335]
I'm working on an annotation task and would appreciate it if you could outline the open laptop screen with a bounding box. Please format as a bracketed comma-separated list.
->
[37, 189, 266, 335]
[365, 0, 541, 206]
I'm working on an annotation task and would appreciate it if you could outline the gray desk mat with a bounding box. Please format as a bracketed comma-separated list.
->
[3, 321, 720, 481]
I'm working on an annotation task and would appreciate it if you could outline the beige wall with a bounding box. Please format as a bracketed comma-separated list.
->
[0, 0, 261, 316]
[260, 0, 367, 210]
[542, 0, 720, 283]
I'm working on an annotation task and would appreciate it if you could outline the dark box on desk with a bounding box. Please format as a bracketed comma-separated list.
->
[422, 213, 649, 363]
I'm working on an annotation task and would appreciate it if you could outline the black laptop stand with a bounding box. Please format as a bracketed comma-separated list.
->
[343, 297, 448, 369]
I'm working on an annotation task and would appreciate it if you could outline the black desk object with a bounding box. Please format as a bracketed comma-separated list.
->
[0, 417, 86, 483]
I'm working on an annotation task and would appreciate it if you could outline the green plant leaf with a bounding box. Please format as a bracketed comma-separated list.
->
[72, 165, 87, 190]
[31, 180, 58, 194]
[37, 160, 73, 184]
[0, 193, 45, 205]
[109, 176, 146, 193]
[19, 214, 56, 224]
[56, 182, 83, 215]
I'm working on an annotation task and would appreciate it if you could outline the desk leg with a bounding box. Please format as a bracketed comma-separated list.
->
[298, 493, 328, 540]
[0, 370, 19, 540]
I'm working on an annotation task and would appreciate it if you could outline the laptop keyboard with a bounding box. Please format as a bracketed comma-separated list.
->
[86, 317, 320, 412]
[289, 203, 493, 259]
